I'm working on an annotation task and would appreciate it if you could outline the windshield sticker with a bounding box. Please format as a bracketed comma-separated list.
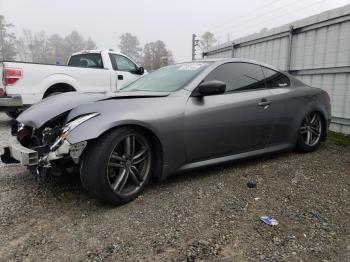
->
[177, 63, 208, 71]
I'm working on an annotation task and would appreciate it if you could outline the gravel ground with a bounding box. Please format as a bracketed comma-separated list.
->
[0, 113, 349, 262]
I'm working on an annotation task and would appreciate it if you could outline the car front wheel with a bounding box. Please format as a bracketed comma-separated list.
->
[296, 111, 323, 152]
[80, 127, 153, 205]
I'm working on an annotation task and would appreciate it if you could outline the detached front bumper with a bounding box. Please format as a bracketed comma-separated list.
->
[0, 95, 23, 111]
[0, 137, 38, 165]
[1, 137, 88, 167]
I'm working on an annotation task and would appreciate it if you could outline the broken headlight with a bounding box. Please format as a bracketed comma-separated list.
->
[50, 113, 99, 151]
[44, 113, 99, 164]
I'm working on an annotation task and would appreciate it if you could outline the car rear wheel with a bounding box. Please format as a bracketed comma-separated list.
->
[80, 127, 153, 205]
[296, 111, 323, 152]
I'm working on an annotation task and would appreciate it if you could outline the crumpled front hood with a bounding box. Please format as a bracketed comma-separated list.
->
[17, 91, 170, 128]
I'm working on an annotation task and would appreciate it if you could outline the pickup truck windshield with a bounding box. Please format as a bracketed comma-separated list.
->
[120, 62, 212, 92]
[68, 53, 104, 68]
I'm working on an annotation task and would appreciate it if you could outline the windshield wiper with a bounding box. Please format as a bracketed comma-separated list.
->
[121, 88, 153, 92]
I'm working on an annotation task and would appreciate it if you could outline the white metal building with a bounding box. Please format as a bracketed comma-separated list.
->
[203, 4, 350, 134]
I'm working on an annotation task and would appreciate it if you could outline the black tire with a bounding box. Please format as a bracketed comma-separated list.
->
[80, 127, 153, 205]
[6, 109, 22, 119]
[296, 111, 324, 152]
[44, 91, 63, 98]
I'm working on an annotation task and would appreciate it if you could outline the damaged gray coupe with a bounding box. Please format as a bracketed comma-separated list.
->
[1, 59, 331, 205]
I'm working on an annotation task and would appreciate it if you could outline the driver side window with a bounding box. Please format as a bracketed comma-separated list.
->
[204, 62, 266, 92]
[111, 54, 137, 73]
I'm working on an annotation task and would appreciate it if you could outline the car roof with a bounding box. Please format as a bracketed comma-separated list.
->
[71, 49, 124, 56]
[71, 49, 139, 65]
[193, 58, 281, 72]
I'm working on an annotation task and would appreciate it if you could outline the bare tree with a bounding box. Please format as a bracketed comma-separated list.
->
[85, 37, 97, 50]
[21, 29, 50, 63]
[118, 33, 142, 63]
[2, 20, 97, 64]
[17, 30, 98, 64]
[60, 33, 97, 64]
[47, 34, 65, 64]
[63, 31, 85, 56]
[16, 37, 29, 61]
[35, 31, 50, 63]
[0, 15, 17, 61]
[143, 40, 174, 71]
[200, 31, 217, 50]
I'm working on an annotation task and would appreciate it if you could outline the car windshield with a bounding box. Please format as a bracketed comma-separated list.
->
[120, 62, 212, 92]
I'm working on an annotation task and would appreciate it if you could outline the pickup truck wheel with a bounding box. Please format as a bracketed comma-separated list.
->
[80, 127, 153, 205]
[45, 91, 63, 98]
[6, 109, 22, 119]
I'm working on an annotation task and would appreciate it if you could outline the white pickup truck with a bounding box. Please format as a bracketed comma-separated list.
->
[0, 49, 145, 117]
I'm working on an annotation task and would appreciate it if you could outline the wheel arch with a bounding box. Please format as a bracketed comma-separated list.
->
[314, 110, 327, 142]
[87, 123, 164, 181]
[43, 83, 76, 98]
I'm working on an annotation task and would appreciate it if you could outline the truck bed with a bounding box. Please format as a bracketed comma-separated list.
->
[1, 61, 112, 105]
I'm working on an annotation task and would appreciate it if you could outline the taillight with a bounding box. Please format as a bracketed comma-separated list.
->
[3, 68, 22, 85]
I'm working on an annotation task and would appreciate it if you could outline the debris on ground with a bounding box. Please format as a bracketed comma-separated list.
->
[247, 181, 257, 188]
[260, 216, 279, 226]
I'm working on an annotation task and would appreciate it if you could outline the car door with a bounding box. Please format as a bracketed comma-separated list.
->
[261, 66, 295, 147]
[184, 62, 276, 163]
[109, 54, 140, 89]
[67, 53, 111, 92]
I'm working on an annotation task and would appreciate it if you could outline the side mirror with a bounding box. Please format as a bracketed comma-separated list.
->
[136, 66, 144, 75]
[192, 80, 226, 97]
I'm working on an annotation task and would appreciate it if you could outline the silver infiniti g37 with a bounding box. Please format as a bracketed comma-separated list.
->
[1, 59, 331, 205]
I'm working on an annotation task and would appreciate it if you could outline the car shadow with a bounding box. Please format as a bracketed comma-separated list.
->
[5, 144, 315, 208]
[31, 149, 289, 207]
[148, 150, 291, 189]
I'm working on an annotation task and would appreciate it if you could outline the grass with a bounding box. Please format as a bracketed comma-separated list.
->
[328, 131, 350, 147]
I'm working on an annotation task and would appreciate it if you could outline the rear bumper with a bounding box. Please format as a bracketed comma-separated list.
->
[0, 137, 38, 166]
[0, 95, 23, 111]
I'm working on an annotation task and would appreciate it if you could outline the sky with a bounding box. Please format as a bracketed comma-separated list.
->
[1, 0, 349, 62]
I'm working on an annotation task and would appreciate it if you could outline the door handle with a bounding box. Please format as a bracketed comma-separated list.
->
[258, 99, 271, 108]
[118, 75, 124, 80]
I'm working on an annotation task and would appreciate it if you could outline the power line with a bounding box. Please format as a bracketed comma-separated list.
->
[211, 0, 306, 36]
[214, 0, 331, 42]
[199, 0, 284, 35]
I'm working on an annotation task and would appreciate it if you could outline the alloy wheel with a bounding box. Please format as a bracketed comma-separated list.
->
[300, 112, 322, 147]
[107, 134, 151, 197]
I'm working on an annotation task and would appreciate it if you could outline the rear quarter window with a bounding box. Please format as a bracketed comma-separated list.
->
[262, 67, 290, 88]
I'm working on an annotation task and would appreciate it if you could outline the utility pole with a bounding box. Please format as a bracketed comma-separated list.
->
[192, 33, 197, 61]
[286, 25, 294, 72]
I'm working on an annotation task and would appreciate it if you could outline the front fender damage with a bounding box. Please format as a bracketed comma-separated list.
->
[42, 140, 87, 165]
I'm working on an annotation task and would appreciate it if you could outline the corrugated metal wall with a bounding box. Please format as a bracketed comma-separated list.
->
[203, 4, 350, 134]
